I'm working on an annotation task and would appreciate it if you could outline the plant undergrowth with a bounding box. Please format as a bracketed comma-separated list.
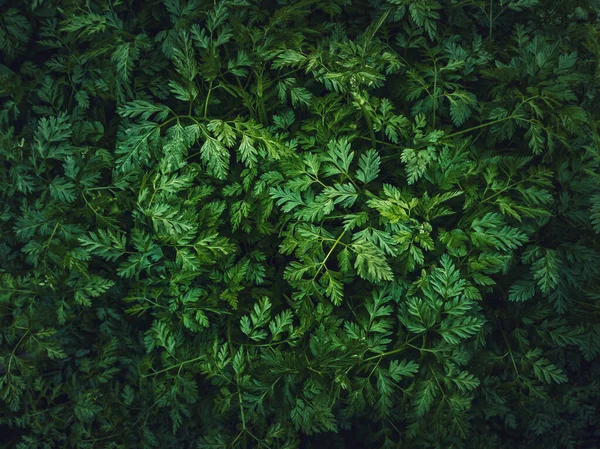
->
[1, 0, 599, 448]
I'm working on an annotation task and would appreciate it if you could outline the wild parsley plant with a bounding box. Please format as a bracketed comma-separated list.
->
[0, 0, 599, 448]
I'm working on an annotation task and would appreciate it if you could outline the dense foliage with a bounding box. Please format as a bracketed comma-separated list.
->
[1, 0, 600, 448]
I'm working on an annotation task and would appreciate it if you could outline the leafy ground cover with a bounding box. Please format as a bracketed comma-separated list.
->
[1, 0, 599, 448]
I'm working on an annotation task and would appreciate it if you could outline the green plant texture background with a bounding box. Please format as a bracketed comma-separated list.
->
[1, 0, 599, 448]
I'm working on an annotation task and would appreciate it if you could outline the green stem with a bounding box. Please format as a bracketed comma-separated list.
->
[360, 102, 377, 150]
[7, 330, 30, 374]
[204, 80, 214, 119]
[362, 335, 421, 362]
[312, 231, 346, 281]
[502, 331, 520, 382]
[140, 355, 204, 378]
[444, 115, 525, 139]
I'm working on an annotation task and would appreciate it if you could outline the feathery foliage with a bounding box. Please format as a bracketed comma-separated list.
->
[1, 0, 599, 448]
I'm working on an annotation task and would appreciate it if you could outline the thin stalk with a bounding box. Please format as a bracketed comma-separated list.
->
[204, 80, 214, 119]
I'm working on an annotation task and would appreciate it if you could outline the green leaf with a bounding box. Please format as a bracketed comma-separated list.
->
[322, 271, 344, 306]
[531, 248, 560, 295]
[505, 0, 539, 11]
[74, 275, 115, 306]
[341, 212, 368, 233]
[438, 315, 484, 344]
[290, 87, 312, 107]
[532, 357, 568, 384]
[413, 380, 437, 417]
[145, 203, 195, 236]
[449, 91, 477, 126]
[389, 359, 419, 381]
[161, 122, 197, 173]
[589, 195, 600, 233]
[272, 49, 307, 69]
[118, 100, 171, 121]
[322, 183, 358, 208]
[444, 368, 480, 392]
[508, 278, 536, 302]
[197, 435, 228, 449]
[49, 176, 77, 203]
[470, 213, 529, 251]
[241, 297, 272, 341]
[401, 147, 437, 185]
[207, 120, 237, 147]
[116, 122, 161, 172]
[176, 247, 201, 272]
[79, 229, 127, 262]
[269, 310, 293, 341]
[250, 296, 272, 328]
[352, 238, 394, 282]
[323, 137, 354, 175]
[168, 80, 198, 102]
[429, 254, 466, 299]
[111, 41, 138, 84]
[200, 136, 230, 179]
[270, 186, 306, 213]
[237, 134, 257, 168]
[356, 148, 381, 184]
